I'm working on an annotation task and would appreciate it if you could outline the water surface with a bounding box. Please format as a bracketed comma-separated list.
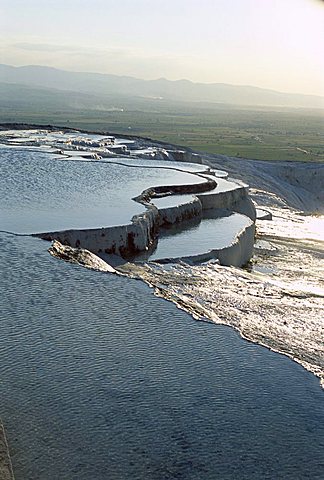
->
[1, 233, 323, 480]
[0, 148, 205, 234]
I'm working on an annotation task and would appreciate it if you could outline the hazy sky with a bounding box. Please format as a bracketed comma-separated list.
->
[0, 0, 323, 95]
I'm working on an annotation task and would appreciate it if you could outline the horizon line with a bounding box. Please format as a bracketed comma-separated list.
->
[1, 62, 323, 99]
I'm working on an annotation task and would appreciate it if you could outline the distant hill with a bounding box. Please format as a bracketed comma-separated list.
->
[0, 82, 126, 112]
[0, 64, 323, 109]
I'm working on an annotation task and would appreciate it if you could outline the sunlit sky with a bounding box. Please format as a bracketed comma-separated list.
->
[0, 0, 323, 95]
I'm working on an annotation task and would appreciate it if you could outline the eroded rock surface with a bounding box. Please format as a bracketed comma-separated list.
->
[49, 240, 116, 273]
[0, 422, 14, 480]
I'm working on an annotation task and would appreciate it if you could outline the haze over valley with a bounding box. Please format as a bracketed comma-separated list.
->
[1, 64, 323, 164]
[1, 64, 323, 110]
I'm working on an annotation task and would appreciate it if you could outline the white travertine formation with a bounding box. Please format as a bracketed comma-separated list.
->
[197, 179, 256, 221]
[37, 175, 256, 266]
[0, 128, 256, 267]
[256, 208, 272, 220]
[153, 221, 255, 267]
[48, 240, 117, 272]
[157, 196, 203, 226]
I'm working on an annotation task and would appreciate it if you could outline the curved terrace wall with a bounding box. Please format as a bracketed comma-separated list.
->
[36, 173, 256, 267]
[1, 127, 256, 267]
[197, 183, 256, 221]
[152, 221, 255, 268]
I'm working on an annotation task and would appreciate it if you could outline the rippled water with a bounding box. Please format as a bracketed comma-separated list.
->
[1, 130, 324, 479]
[0, 147, 205, 233]
[1, 232, 324, 480]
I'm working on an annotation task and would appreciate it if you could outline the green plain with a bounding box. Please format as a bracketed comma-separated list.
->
[0, 101, 323, 162]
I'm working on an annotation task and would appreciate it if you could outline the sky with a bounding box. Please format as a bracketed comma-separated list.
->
[0, 0, 323, 95]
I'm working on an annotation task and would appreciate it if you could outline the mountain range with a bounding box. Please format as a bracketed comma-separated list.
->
[0, 64, 323, 110]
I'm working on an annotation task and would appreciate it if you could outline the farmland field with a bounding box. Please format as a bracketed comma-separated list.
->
[0, 100, 323, 162]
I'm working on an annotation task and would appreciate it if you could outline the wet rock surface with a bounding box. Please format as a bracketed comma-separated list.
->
[0, 421, 14, 480]
[48, 240, 116, 273]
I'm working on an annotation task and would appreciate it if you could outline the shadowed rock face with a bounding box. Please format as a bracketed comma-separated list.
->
[48, 240, 116, 273]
